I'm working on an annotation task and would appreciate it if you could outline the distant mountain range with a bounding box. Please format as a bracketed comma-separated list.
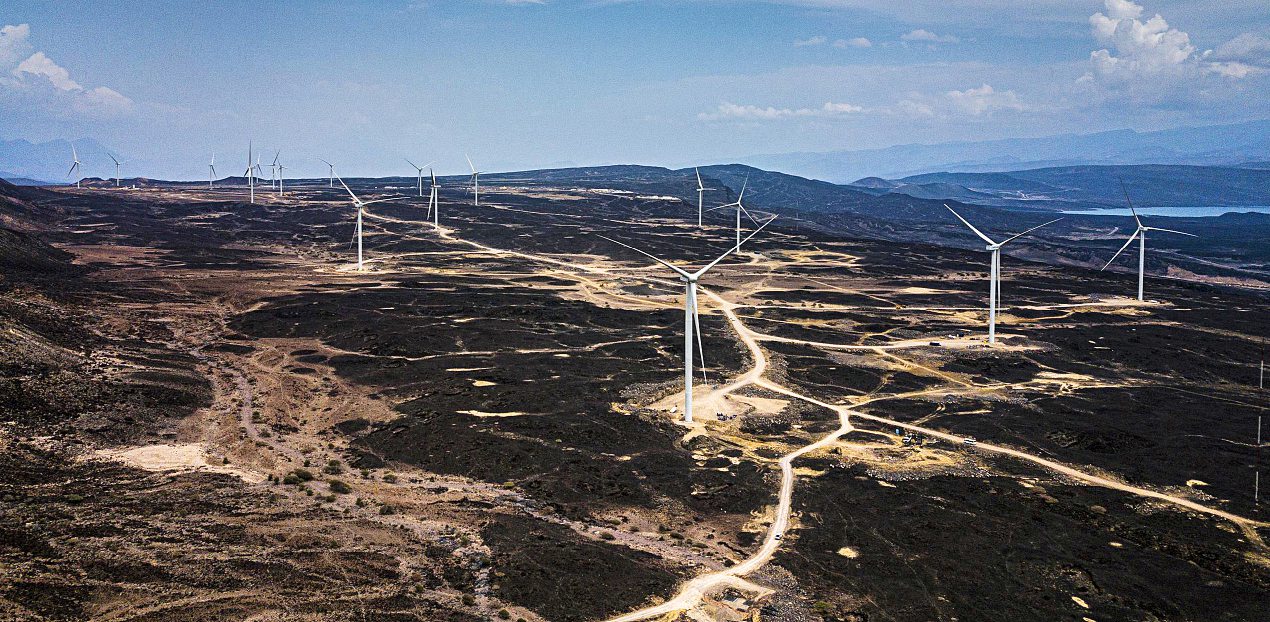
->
[740, 119, 1270, 184]
[0, 137, 116, 185]
[849, 164, 1270, 210]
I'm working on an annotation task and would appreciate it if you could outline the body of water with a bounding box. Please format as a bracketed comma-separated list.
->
[1062, 206, 1270, 217]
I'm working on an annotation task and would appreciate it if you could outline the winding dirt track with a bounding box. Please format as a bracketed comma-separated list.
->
[371, 206, 1267, 619]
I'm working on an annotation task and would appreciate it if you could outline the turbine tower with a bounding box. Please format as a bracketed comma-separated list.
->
[320, 159, 336, 188]
[601, 218, 775, 423]
[208, 153, 217, 189]
[270, 151, 280, 190]
[337, 177, 402, 271]
[1101, 181, 1197, 302]
[66, 144, 81, 189]
[406, 158, 433, 198]
[945, 204, 1060, 344]
[277, 161, 285, 196]
[466, 154, 482, 206]
[708, 176, 763, 253]
[694, 168, 712, 228]
[428, 167, 440, 230]
[108, 153, 125, 187]
[244, 142, 257, 204]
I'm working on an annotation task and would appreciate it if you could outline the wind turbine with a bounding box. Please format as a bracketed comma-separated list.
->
[601, 218, 775, 423]
[208, 153, 217, 189]
[337, 177, 402, 271]
[707, 176, 763, 253]
[406, 158, 433, 197]
[319, 159, 335, 188]
[1101, 181, 1197, 301]
[108, 153, 126, 187]
[694, 168, 713, 228]
[269, 151, 280, 190]
[244, 142, 256, 204]
[277, 161, 286, 196]
[944, 204, 1061, 344]
[428, 167, 439, 230]
[67, 144, 81, 188]
[466, 154, 482, 206]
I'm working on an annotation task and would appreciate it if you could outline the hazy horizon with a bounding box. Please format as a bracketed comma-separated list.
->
[3, 0, 1269, 179]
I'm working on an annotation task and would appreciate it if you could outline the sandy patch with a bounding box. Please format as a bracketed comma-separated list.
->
[459, 410, 530, 418]
[836, 546, 860, 558]
[95, 443, 264, 483]
[471, 380, 497, 387]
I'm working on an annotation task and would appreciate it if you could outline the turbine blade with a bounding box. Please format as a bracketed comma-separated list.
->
[1101, 232, 1139, 271]
[705, 201, 738, 213]
[597, 236, 692, 279]
[360, 196, 403, 206]
[944, 204, 997, 245]
[999, 218, 1062, 246]
[1118, 177, 1142, 227]
[1144, 227, 1198, 237]
[405, 158, 419, 170]
[692, 298, 708, 384]
[466, 154, 476, 174]
[337, 176, 360, 203]
[738, 175, 748, 201]
[694, 216, 775, 278]
[695, 167, 703, 190]
[737, 202, 763, 227]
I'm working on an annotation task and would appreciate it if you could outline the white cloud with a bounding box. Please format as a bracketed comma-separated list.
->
[1, 23, 134, 117]
[944, 83, 1024, 115]
[1084, 0, 1268, 85]
[699, 101, 863, 121]
[834, 37, 872, 48]
[1088, 0, 1194, 77]
[901, 29, 959, 44]
[0, 23, 30, 66]
[794, 36, 827, 47]
[14, 51, 82, 91]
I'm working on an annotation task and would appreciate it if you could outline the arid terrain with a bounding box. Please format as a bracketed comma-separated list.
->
[1, 173, 1267, 622]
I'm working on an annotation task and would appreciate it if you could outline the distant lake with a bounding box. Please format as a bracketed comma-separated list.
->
[1062, 206, 1270, 218]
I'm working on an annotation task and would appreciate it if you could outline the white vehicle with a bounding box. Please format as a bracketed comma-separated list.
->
[963, 437, 977, 445]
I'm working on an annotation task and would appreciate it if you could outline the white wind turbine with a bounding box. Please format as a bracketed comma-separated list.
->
[945, 204, 1061, 344]
[67, 144, 81, 188]
[1101, 181, 1197, 301]
[269, 151, 280, 190]
[601, 218, 775, 423]
[427, 167, 440, 230]
[466, 154, 482, 206]
[276, 160, 286, 196]
[337, 177, 403, 271]
[406, 158, 434, 197]
[108, 153, 126, 187]
[694, 168, 715, 228]
[320, 158, 336, 188]
[707, 176, 763, 253]
[208, 153, 217, 189]
[244, 142, 257, 203]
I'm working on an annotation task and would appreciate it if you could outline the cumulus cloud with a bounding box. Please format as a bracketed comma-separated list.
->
[834, 37, 872, 48]
[944, 84, 1024, 115]
[15, 51, 83, 91]
[794, 35, 827, 47]
[699, 101, 863, 121]
[0, 23, 31, 66]
[901, 29, 959, 44]
[1, 23, 133, 117]
[1085, 0, 1267, 82]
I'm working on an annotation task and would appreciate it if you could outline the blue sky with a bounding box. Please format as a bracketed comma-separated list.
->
[2, 0, 1269, 179]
